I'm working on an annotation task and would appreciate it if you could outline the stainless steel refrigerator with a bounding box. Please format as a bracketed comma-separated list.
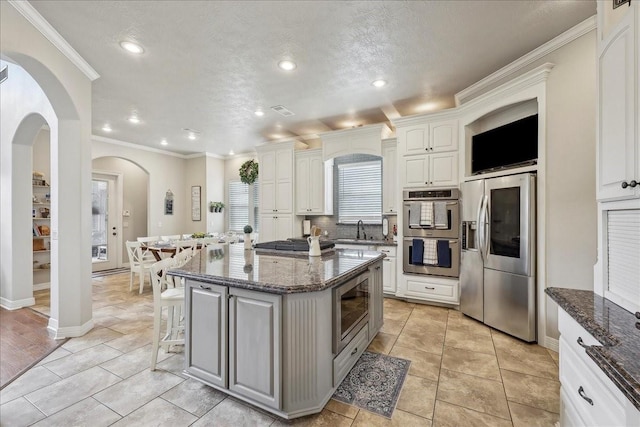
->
[460, 173, 536, 342]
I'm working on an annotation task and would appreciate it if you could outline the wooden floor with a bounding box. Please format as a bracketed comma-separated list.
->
[0, 307, 64, 389]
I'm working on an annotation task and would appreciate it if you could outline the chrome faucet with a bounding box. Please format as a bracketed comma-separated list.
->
[356, 220, 367, 240]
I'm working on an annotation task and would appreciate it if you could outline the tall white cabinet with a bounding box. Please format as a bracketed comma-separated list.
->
[594, 1, 640, 313]
[257, 141, 303, 241]
[382, 139, 398, 215]
[295, 149, 333, 215]
[396, 116, 459, 188]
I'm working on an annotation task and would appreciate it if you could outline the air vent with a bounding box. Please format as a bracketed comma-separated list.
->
[270, 105, 295, 117]
[0, 66, 8, 84]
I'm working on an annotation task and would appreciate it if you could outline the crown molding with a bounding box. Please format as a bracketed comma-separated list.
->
[92, 135, 188, 159]
[8, 0, 100, 81]
[455, 15, 596, 106]
[391, 107, 459, 128]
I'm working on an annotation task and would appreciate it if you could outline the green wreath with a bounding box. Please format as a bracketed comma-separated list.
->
[239, 159, 259, 184]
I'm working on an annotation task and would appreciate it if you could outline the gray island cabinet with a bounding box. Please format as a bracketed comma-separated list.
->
[170, 244, 385, 420]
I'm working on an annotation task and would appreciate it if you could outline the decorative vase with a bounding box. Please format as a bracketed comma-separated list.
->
[244, 233, 252, 250]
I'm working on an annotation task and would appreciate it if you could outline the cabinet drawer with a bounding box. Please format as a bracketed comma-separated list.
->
[333, 324, 368, 387]
[558, 309, 600, 365]
[375, 246, 397, 257]
[559, 339, 625, 427]
[404, 277, 458, 303]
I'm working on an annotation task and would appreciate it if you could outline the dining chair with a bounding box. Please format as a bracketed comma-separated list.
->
[175, 239, 197, 253]
[161, 234, 181, 242]
[198, 237, 219, 246]
[125, 241, 154, 294]
[136, 236, 160, 262]
[150, 257, 184, 371]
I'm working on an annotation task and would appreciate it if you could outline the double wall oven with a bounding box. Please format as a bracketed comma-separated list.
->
[403, 188, 460, 278]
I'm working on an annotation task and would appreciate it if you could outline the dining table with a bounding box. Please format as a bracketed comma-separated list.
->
[143, 241, 221, 261]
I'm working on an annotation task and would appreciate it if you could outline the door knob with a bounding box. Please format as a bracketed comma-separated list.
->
[112, 232, 116, 236]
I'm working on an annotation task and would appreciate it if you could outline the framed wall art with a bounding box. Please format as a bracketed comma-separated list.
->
[191, 185, 201, 221]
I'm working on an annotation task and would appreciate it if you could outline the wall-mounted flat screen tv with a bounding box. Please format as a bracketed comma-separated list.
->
[471, 114, 538, 175]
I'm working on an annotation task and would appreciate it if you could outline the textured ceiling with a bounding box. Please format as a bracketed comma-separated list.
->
[29, 0, 595, 156]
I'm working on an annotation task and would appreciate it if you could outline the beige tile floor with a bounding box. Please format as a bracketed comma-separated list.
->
[0, 272, 560, 426]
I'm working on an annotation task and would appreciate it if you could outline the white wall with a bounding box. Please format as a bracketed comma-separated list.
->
[1, 1, 93, 338]
[92, 138, 187, 236]
[32, 129, 51, 183]
[206, 155, 225, 234]
[541, 31, 597, 339]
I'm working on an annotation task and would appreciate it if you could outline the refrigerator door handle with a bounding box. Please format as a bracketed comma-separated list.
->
[476, 196, 485, 260]
[479, 195, 489, 260]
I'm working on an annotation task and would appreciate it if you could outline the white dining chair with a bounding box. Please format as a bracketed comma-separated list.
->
[198, 237, 219, 246]
[150, 257, 184, 371]
[125, 241, 154, 294]
[136, 236, 160, 262]
[175, 239, 197, 253]
[161, 234, 181, 242]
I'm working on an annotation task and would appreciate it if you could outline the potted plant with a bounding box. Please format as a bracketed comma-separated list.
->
[243, 225, 253, 250]
[209, 201, 225, 213]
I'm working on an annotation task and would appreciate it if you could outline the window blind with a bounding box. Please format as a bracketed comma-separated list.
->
[229, 181, 249, 232]
[607, 209, 640, 306]
[338, 160, 382, 224]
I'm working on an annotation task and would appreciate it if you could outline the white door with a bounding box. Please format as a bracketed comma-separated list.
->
[91, 173, 120, 271]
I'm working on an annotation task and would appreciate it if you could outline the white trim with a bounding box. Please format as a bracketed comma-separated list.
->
[0, 296, 36, 310]
[455, 16, 596, 106]
[33, 282, 50, 291]
[92, 135, 187, 159]
[47, 318, 94, 339]
[543, 336, 559, 352]
[8, 0, 100, 81]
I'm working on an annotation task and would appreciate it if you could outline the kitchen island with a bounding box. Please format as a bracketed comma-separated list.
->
[169, 244, 385, 419]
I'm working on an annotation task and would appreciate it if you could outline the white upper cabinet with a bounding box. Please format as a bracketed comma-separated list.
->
[382, 139, 398, 214]
[401, 152, 459, 188]
[258, 143, 294, 214]
[597, 4, 639, 201]
[398, 118, 458, 156]
[295, 149, 333, 215]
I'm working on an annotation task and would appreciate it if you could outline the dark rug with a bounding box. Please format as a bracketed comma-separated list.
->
[92, 267, 130, 278]
[333, 351, 410, 418]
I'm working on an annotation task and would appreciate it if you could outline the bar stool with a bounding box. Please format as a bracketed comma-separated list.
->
[149, 257, 184, 370]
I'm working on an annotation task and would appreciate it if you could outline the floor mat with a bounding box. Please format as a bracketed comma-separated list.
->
[332, 350, 410, 418]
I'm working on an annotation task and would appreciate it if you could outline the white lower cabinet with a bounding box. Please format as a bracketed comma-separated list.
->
[402, 275, 459, 304]
[378, 246, 397, 294]
[186, 282, 281, 408]
[558, 308, 639, 427]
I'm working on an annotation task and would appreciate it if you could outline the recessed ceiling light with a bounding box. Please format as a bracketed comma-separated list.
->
[128, 115, 140, 124]
[188, 133, 196, 140]
[254, 110, 265, 117]
[278, 60, 296, 71]
[372, 79, 387, 88]
[102, 124, 112, 132]
[160, 139, 168, 146]
[120, 41, 144, 54]
[229, 150, 235, 156]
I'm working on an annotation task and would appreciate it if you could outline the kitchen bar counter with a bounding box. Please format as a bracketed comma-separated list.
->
[169, 243, 385, 294]
[545, 287, 640, 411]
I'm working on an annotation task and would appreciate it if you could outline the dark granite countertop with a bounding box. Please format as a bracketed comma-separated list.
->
[546, 287, 640, 411]
[169, 244, 385, 294]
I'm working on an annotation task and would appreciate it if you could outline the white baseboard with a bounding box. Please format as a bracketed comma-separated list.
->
[542, 336, 559, 352]
[47, 318, 94, 340]
[0, 296, 36, 310]
[33, 282, 51, 291]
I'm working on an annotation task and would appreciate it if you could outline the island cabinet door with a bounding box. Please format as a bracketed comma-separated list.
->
[368, 262, 384, 339]
[228, 288, 282, 409]
[185, 283, 228, 388]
